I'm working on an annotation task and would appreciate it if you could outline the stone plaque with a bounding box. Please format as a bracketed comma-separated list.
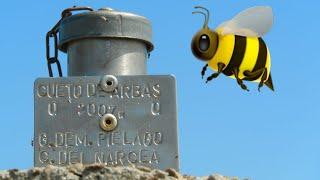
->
[34, 75, 179, 170]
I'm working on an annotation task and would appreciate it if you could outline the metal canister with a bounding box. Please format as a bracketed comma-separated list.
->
[58, 7, 153, 76]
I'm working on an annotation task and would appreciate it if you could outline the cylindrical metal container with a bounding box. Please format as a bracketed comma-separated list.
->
[58, 8, 153, 76]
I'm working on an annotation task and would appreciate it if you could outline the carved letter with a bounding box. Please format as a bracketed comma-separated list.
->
[48, 102, 57, 117]
[151, 102, 160, 116]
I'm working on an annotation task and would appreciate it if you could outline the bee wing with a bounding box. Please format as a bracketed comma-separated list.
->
[217, 6, 273, 37]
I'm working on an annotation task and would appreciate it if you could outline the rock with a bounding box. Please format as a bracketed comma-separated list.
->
[0, 164, 234, 180]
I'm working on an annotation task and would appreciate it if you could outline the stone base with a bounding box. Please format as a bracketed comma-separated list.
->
[0, 164, 231, 180]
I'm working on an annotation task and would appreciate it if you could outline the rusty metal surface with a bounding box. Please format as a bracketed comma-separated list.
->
[34, 75, 179, 170]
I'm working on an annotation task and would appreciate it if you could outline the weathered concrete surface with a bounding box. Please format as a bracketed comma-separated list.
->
[0, 164, 233, 180]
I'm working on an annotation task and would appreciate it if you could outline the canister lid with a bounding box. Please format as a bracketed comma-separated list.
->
[59, 8, 153, 52]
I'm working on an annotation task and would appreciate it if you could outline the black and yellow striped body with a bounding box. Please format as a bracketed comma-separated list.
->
[208, 31, 271, 83]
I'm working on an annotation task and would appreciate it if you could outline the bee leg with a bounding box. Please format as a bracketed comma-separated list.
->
[243, 68, 268, 92]
[233, 68, 249, 91]
[201, 64, 209, 79]
[243, 68, 265, 77]
[206, 63, 225, 83]
[258, 68, 268, 92]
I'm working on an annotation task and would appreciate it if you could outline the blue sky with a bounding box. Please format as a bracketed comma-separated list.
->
[0, 0, 319, 179]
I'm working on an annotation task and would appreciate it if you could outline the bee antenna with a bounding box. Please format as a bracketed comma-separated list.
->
[194, 6, 210, 28]
[192, 11, 207, 28]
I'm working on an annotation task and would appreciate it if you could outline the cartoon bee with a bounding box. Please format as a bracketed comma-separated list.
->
[191, 6, 274, 91]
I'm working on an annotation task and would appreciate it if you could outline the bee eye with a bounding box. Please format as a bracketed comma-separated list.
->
[199, 35, 210, 51]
